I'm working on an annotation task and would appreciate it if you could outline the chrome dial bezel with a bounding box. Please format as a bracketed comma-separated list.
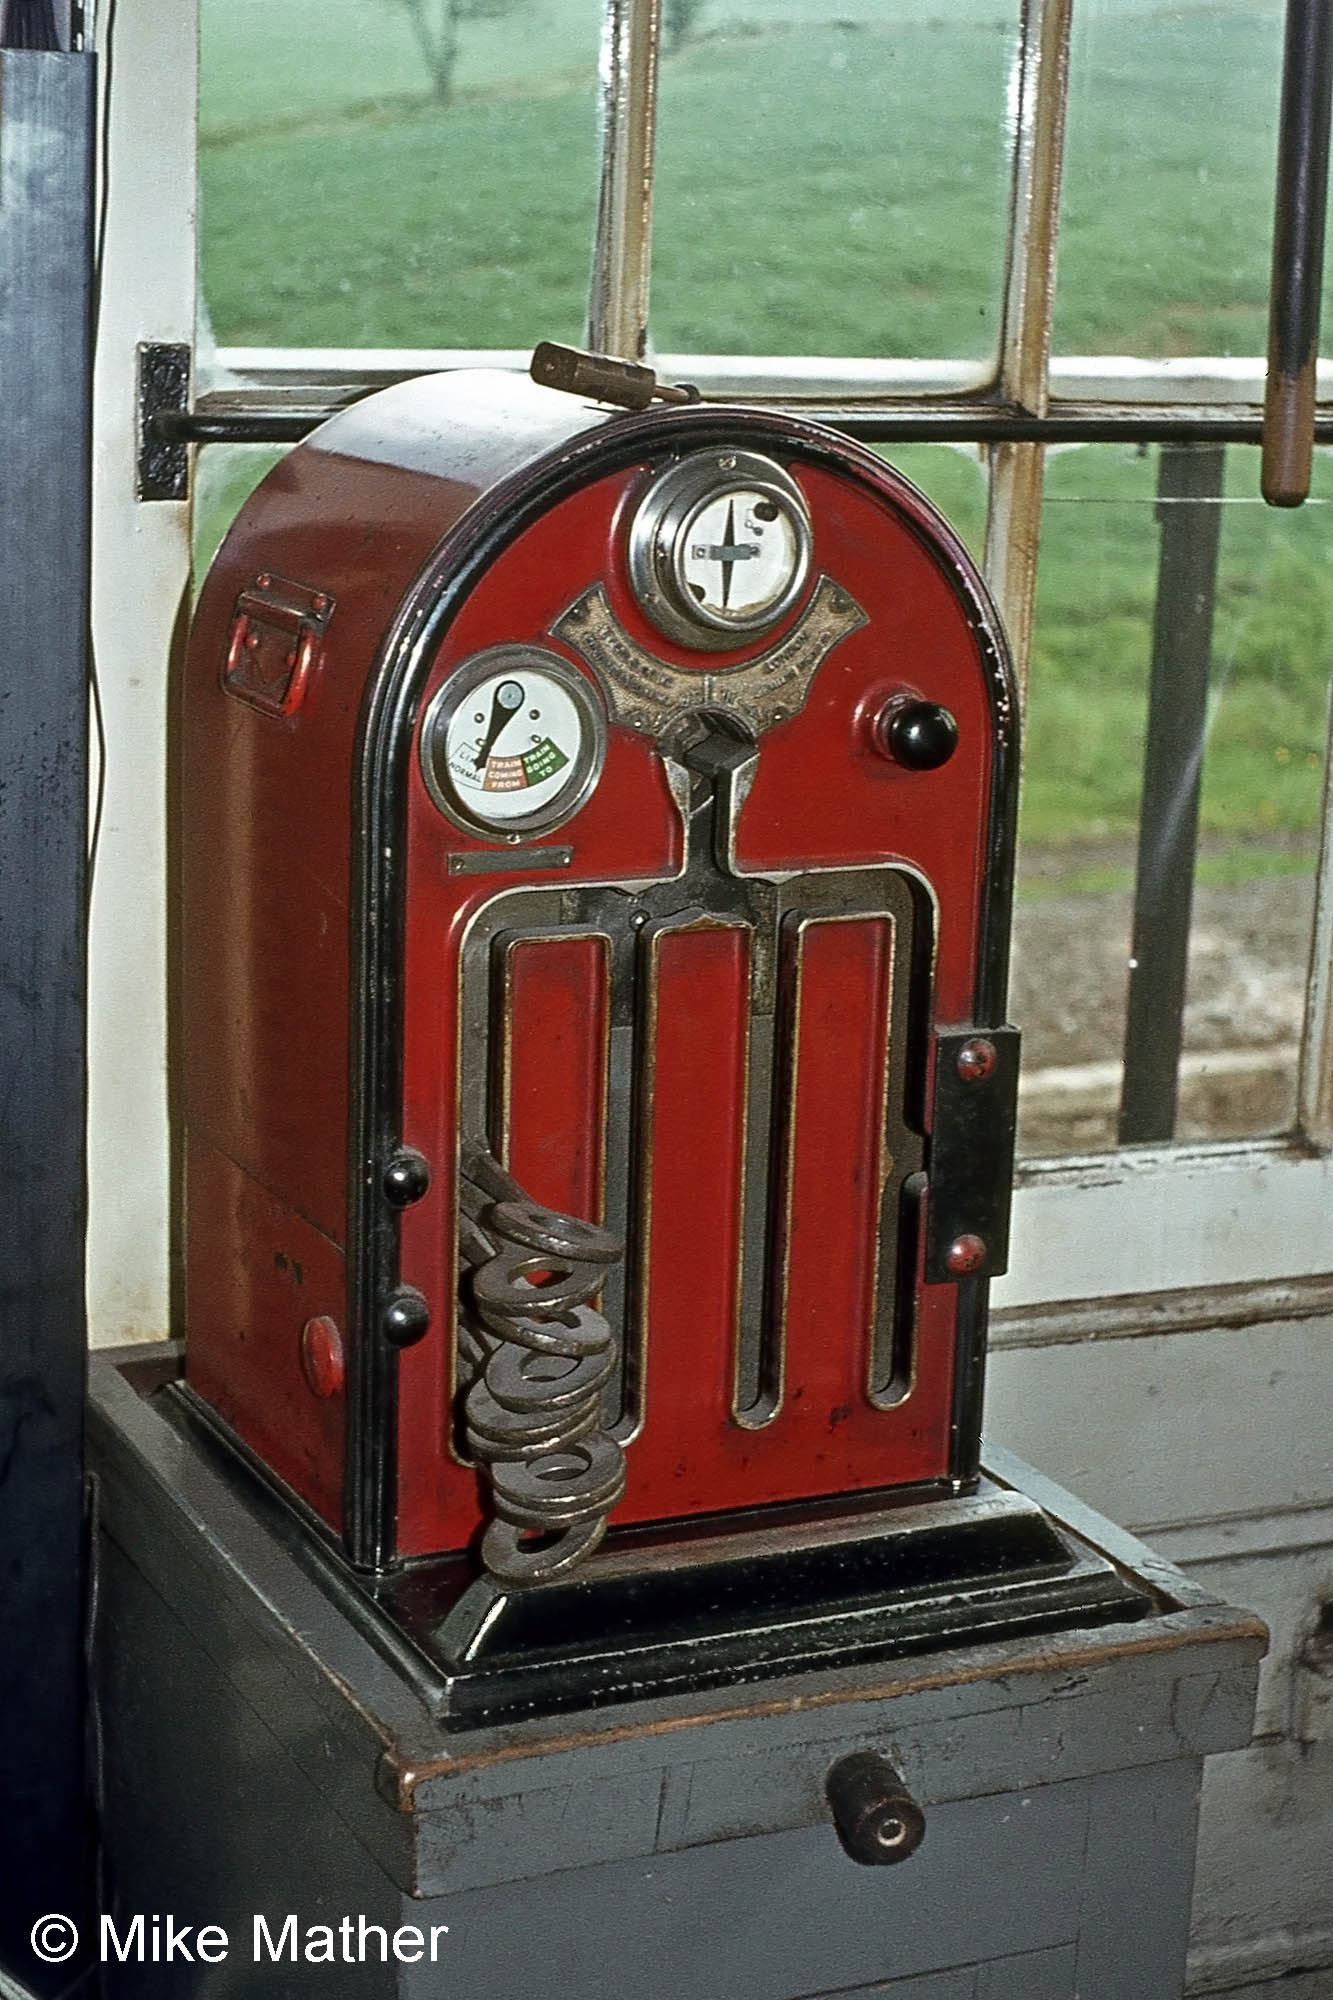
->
[419, 644, 607, 840]
[627, 450, 814, 651]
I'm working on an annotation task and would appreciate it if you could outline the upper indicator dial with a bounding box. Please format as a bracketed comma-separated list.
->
[419, 645, 606, 838]
[628, 450, 813, 651]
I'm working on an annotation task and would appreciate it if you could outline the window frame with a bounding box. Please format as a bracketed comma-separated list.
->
[91, 0, 1333, 1341]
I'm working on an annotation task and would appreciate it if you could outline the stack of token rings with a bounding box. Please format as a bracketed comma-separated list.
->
[459, 1156, 626, 1584]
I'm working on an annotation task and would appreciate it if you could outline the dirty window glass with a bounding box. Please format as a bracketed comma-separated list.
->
[1014, 443, 1329, 1157]
[1052, 0, 1333, 367]
[650, 0, 1018, 369]
[199, 0, 601, 349]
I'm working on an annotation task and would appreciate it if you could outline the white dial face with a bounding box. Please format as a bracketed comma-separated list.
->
[627, 450, 813, 650]
[678, 489, 802, 623]
[443, 668, 585, 824]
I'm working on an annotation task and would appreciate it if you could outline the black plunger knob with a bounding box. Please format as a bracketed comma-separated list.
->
[383, 1286, 432, 1348]
[383, 1149, 432, 1207]
[883, 699, 958, 771]
[826, 1751, 926, 1866]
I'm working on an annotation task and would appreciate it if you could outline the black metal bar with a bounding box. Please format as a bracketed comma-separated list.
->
[1262, 0, 1333, 505]
[0, 47, 95, 1995]
[1117, 444, 1225, 1145]
[153, 404, 1333, 450]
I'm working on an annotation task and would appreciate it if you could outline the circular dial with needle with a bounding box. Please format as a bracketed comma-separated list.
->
[628, 450, 813, 650]
[419, 645, 606, 838]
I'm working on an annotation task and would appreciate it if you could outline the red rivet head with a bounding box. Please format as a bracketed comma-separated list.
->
[946, 1234, 988, 1277]
[300, 1315, 345, 1398]
[957, 1037, 998, 1084]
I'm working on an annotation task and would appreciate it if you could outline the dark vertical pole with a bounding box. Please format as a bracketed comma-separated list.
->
[1117, 444, 1225, 1145]
[1262, 0, 1333, 507]
[0, 47, 95, 1996]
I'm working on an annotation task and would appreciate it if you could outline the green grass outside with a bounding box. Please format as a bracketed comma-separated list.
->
[197, 0, 1333, 872]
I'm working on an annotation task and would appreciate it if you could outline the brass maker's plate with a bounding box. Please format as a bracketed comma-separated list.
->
[552, 576, 867, 737]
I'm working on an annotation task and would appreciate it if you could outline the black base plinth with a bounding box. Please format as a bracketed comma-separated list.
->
[157, 1373, 1151, 1730]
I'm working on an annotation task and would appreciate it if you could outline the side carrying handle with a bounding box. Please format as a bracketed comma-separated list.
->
[458, 1142, 626, 1585]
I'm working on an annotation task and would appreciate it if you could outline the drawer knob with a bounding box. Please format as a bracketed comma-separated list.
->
[826, 1751, 926, 1866]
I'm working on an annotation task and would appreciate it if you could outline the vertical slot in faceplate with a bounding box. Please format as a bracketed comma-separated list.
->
[633, 916, 753, 1445]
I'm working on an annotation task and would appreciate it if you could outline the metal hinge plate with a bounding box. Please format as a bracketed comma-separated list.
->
[136, 341, 190, 501]
[925, 1024, 1021, 1284]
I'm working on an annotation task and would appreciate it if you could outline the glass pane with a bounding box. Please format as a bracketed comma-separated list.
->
[1054, 0, 1333, 365]
[650, 0, 1018, 368]
[876, 444, 988, 562]
[199, 0, 601, 349]
[192, 445, 288, 578]
[1014, 443, 1330, 1157]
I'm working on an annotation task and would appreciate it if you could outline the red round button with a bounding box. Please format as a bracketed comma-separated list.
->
[300, 1315, 345, 1398]
[945, 1234, 988, 1277]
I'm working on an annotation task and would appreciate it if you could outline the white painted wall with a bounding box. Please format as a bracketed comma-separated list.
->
[87, 0, 196, 1346]
[986, 1313, 1333, 1995]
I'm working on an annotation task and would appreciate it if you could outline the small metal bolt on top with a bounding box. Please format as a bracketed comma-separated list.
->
[529, 341, 698, 410]
[946, 1233, 988, 1277]
[956, 1036, 998, 1084]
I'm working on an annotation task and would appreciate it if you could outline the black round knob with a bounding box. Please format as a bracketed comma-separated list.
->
[382, 1286, 431, 1348]
[826, 1751, 926, 1866]
[882, 700, 958, 771]
[383, 1149, 432, 1207]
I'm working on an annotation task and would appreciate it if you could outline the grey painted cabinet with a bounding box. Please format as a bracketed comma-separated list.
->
[88, 1353, 1264, 2000]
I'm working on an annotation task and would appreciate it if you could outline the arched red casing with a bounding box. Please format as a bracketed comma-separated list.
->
[180, 372, 1018, 1569]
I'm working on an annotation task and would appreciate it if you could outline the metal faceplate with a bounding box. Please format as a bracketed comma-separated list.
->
[627, 450, 814, 650]
[385, 439, 1018, 1561]
[455, 739, 932, 1473]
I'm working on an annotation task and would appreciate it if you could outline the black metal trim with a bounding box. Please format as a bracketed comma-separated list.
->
[345, 399, 1021, 1567]
[156, 401, 1333, 451]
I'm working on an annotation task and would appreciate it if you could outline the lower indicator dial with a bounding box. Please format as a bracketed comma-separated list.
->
[420, 645, 606, 839]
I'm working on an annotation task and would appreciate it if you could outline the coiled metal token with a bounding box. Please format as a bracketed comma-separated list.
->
[464, 1379, 600, 1459]
[472, 1248, 601, 1323]
[485, 1341, 614, 1415]
[490, 1436, 627, 1528]
[488, 1199, 621, 1265]
[482, 1515, 608, 1582]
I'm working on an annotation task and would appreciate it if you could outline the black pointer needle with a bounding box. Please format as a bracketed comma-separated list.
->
[474, 679, 525, 771]
[720, 496, 736, 611]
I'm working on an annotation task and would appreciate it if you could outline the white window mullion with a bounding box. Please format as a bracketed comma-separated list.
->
[587, 0, 661, 363]
[983, 0, 1074, 682]
[88, 0, 197, 1345]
